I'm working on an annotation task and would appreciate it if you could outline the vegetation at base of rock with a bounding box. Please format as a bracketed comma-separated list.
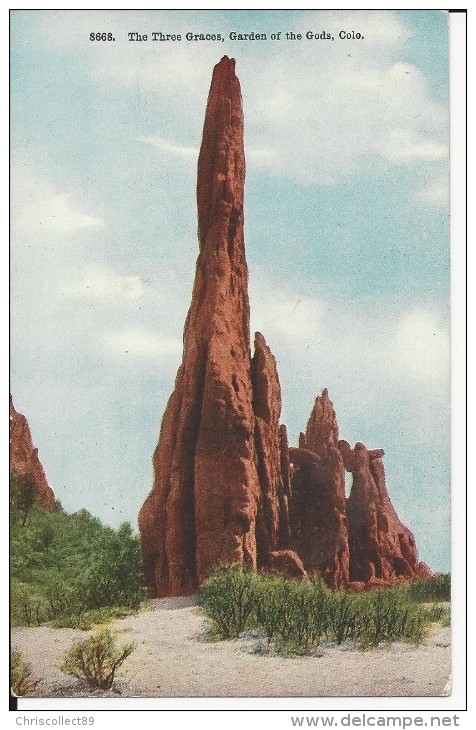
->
[353, 589, 425, 649]
[11, 649, 40, 696]
[200, 565, 450, 655]
[59, 629, 135, 691]
[200, 564, 256, 639]
[407, 574, 451, 602]
[11, 472, 144, 627]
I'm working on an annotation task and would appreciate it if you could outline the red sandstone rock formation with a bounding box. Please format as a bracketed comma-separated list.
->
[251, 332, 303, 575]
[9, 395, 56, 509]
[139, 56, 258, 597]
[139, 57, 305, 597]
[340, 440, 432, 583]
[289, 391, 350, 588]
[278, 424, 293, 549]
[252, 332, 282, 563]
[139, 57, 432, 596]
[268, 549, 307, 579]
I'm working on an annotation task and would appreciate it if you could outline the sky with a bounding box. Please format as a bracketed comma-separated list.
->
[10, 9, 450, 572]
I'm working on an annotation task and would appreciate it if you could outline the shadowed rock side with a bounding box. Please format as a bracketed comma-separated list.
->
[9, 394, 56, 509]
[339, 440, 433, 584]
[251, 332, 305, 578]
[252, 332, 282, 563]
[140, 57, 264, 597]
[289, 391, 350, 588]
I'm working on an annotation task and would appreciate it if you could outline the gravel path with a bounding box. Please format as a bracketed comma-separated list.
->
[11, 597, 451, 698]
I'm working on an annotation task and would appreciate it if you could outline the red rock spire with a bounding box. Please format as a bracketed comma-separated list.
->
[139, 57, 259, 596]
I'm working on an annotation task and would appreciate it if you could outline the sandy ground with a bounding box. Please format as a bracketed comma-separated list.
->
[11, 597, 451, 698]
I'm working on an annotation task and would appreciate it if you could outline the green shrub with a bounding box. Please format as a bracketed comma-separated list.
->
[11, 581, 47, 627]
[253, 574, 292, 649]
[274, 578, 329, 655]
[422, 603, 451, 627]
[199, 565, 443, 656]
[52, 605, 138, 630]
[200, 564, 256, 639]
[59, 629, 135, 691]
[354, 588, 425, 650]
[11, 650, 39, 696]
[408, 575, 451, 602]
[327, 590, 356, 645]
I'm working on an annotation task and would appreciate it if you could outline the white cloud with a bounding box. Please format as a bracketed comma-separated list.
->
[384, 128, 448, 163]
[250, 273, 449, 393]
[61, 265, 145, 301]
[11, 169, 105, 236]
[104, 328, 182, 359]
[139, 136, 198, 159]
[414, 177, 449, 207]
[32, 193, 103, 233]
[394, 309, 449, 382]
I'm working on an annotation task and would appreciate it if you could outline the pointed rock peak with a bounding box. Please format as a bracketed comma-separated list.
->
[216, 55, 236, 73]
[197, 56, 244, 249]
[305, 389, 339, 456]
[252, 332, 282, 428]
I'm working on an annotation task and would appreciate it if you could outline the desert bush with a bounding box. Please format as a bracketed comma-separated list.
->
[52, 605, 137, 630]
[200, 565, 441, 655]
[252, 574, 293, 649]
[408, 575, 451, 602]
[59, 629, 135, 691]
[201, 564, 256, 639]
[274, 578, 330, 655]
[422, 602, 451, 627]
[354, 588, 425, 649]
[11, 650, 39, 696]
[326, 590, 356, 645]
[251, 573, 330, 655]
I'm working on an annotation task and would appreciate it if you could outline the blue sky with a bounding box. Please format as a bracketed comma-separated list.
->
[10, 9, 450, 571]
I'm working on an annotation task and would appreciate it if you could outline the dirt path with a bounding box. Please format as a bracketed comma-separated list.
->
[11, 597, 451, 698]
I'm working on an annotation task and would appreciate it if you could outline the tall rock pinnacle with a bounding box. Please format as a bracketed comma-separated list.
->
[139, 57, 260, 596]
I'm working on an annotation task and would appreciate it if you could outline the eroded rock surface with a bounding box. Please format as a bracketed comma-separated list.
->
[289, 391, 350, 588]
[139, 56, 260, 597]
[139, 58, 432, 596]
[341, 440, 432, 583]
[9, 395, 56, 509]
[252, 332, 286, 565]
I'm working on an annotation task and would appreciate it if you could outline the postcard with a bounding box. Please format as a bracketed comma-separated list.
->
[9, 7, 460, 713]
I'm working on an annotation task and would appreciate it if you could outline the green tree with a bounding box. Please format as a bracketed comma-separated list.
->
[10, 472, 37, 526]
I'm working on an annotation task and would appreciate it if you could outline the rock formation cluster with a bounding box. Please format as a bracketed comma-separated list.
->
[139, 57, 431, 597]
[10, 394, 56, 508]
